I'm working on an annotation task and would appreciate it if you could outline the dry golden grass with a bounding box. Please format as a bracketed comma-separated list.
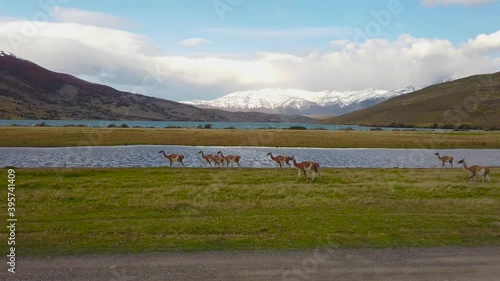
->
[1, 126, 499, 148]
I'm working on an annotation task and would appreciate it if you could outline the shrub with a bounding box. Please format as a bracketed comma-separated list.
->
[35, 122, 51, 127]
[288, 126, 307, 130]
[164, 126, 181, 129]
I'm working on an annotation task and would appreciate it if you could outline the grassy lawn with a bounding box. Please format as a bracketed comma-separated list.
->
[1, 167, 499, 256]
[0, 126, 500, 148]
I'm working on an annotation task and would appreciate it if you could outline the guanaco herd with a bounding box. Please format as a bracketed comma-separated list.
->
[160, 150, 321, 182]
[159, 150, 491, 183]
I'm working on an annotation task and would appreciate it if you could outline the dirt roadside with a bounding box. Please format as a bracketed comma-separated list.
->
[2, 246, 499, 281]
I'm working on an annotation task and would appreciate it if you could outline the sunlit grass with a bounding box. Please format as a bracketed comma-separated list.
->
[1, 127, 499, 148]
[0, 167, 498, 256]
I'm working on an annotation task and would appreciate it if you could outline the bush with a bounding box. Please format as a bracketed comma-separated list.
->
[288, 126, 307, 130]
[454, 124, 482, 131]
[389, 122, 415, 128]
[486, 125, 498, 131]
[35, 122, 51, 127]
[107, 124, 117, 128]
[164, 126, 181, 129]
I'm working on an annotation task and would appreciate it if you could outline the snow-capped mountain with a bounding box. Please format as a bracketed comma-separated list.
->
[0, 50, 33, 63]
[0, 50, 13, 57]
[180, 86, 419, 116]
[442, 76, 460, 83]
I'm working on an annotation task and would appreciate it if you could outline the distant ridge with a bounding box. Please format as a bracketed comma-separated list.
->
[0, 51, 312, 123]
[180, 86, 419, 116]
[319, 72, 500, 129]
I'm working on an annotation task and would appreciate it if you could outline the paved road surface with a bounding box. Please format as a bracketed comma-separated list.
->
[2, 247, 499, 281]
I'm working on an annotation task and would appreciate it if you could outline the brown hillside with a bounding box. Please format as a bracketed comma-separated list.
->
[320, 72, 500, 129]
[0, 52, 311, 123]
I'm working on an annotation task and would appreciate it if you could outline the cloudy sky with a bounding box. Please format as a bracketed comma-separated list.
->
[0, 0, 499, 101]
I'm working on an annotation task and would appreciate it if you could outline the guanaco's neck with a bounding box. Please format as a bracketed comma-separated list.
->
[461, 161, 469, 170]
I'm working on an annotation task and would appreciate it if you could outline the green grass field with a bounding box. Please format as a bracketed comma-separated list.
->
[2, 167, 499, 256]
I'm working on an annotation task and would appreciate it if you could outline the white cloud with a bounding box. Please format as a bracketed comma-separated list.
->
[421, 0, 499, 6]
[178, 38, 211, 47]
[0, 19, 498, 101]
[50, 6, 134, 29]
[0, 20, 161, 55]
[463, 30, 500, 54]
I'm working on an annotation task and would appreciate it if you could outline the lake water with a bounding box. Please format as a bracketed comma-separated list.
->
[1, 146, 498, 169]
[0, 119, 438, 131]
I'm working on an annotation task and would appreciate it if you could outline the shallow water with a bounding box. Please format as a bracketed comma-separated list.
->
[1, 146, 499, 169]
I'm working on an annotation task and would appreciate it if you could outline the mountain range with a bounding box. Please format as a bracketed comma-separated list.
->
[180, 86, 419, 116]
[2, 50, 497, 129]
[0, 51, 312, 123]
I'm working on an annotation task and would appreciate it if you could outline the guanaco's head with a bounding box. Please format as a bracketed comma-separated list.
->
[457, 159, 465, 164]
[266, 152, 271, 156]
[217, 151, 222, 154]
[159, 150, 164, 153]
[434, 153, 439, 156]
[198, 151, 202, 154]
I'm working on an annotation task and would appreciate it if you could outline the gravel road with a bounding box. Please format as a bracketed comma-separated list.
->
[2, 246, 499, 281]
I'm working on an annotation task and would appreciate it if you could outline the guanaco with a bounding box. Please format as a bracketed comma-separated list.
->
[267, 152, 292, 169]
[457, 159, 490, 183]
[290, 156, 322, 182]
[435, 152, 453, 168]
[159, 151, 184, 167]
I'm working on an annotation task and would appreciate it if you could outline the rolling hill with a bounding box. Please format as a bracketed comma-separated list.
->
[320, 72, 500, 129]
[0, 51, 311, 123]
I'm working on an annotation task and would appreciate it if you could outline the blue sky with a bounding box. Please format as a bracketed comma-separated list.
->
[0, 0, 499, 101]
